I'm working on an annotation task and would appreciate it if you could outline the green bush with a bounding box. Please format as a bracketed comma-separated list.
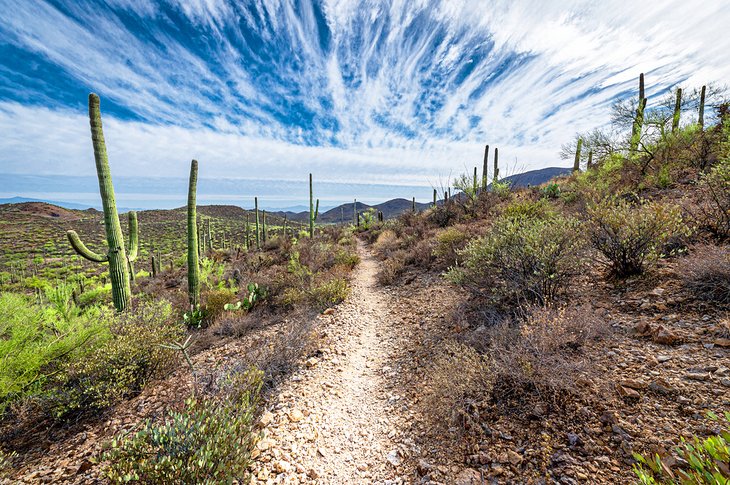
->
[309, 277, 350, 309]
[696, 158, 730, 239]
[540, 182, 561, 199]
[448, 214, 583, 305]
[49, 300, 182, 418]
[586, 197, 689, 276]
[0, 292, 105, 413]
[103, 369, 262, 484]
[633, 411, 730, 484]
[334, 248, 360, 268]
[433, 227, 470, 267]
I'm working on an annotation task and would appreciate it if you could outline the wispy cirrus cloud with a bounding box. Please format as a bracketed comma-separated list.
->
[0, 0, 728, 202]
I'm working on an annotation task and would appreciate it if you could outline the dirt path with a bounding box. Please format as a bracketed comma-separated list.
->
[252, 240, 410, 484]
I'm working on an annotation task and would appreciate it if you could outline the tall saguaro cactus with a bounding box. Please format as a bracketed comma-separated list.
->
[672, 87, 682, 134]
[309, 173, 319, 238]
[587, 150, 593, 170]
[573, 138, 583, 173]
[482, 144, 489, 190]
[698, 85, 706, 130]
[67, 93, 137, 312]
[630, 73, 647, 153]
[493, 147, 499, 186]
[254, 197, 260, 249]
[187, 159, 200, 307]
[433, 189, 437, 207]
[353, 199, 357, 225]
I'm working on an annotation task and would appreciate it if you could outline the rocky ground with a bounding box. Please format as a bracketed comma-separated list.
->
[4, 241, 729, 484]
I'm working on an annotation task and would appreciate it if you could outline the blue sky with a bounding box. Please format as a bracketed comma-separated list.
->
[1, 0, 729, 208]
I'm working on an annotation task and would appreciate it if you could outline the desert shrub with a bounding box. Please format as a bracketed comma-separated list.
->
[501, 198, 556, 221]
[0, 293, 105, 413]
[103, 368, 262, 484]
[492, 180, 513, 198]
[449, 214, 583, 306]
[404, 238, 436, 268]
[76, 284, 112, 308]
[428, 204, 459, 227]
[377, 250, 407, 286]
[678, 245, 730, 307]
[695, 158, 730, 239]
[587, 197, 689, 276]
[49, 300, 182, 419]
[487, 305, 603, 406]
[433, 226, 470, 267]
[373, 229, 400, 257]
[540, 182, 561, 199]
[334, 247, 360, 268]
[633, 411, 730, 485]
[0, 449, 16, 479]
[423, 341, 493, 428]
[203, 288, 237, 326]
[309, 277, 350, 310]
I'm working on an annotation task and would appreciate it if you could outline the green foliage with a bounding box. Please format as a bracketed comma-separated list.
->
[492, 180, 512, 198]
[501, 199, 556, 221]
[433, 227, 470, 266]
[633, 411, 730, 484]
[224, 283, 266, 312]
[103, 369, 262, 484]
[586, 197, 689, 276]
[448, 213, 584, 305]
[49, 300, 181, 418]
[359, 208, 377, 230]
[334, 248, 360, 268]
[77, 284, 112, 309]
[45, 281, 76, 323]
[0, 292, 105, 413]
[309, 277, 350, 309]
[540, 182, 561, 199]
[697, 158, 730, 239]
[183, 304, 205, 329]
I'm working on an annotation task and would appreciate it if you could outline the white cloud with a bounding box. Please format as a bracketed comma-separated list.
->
[0, 0, 728, 193]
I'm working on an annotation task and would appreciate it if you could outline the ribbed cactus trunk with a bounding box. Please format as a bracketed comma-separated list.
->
[187, 159, 200, 308]
[127, 211, 138, 283]
[254, 197, 260, 249]
[433, 189, 437, 207]
[262, 210, 267, 243]
[630, 73, 646, 154]
[587, 150, 593, 170]
[151, 254, 157, 278]
[412, 197, 416, 213]
[699, 85, 706, 130]
[672, 88, 682, 134]
[493, 148, 499, 186]
[245, 214, 250, 251]
[309, 173, 315, 238]
[472, 167, 478, 195]
[66, 94, 135, 312]
[482, 144, 489, 190]
[207, 219, 212, 251]
[573, 138, 583, 173]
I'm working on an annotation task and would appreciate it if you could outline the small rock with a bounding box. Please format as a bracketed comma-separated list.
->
[454, 468, 482, 485]
[288, 408, 304, 422]
[386, 449, 402, 466]
[258, 411, 274, 427]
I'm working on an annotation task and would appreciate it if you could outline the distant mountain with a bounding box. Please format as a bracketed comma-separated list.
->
[500, 167, 571, 187]
[0, 196, 95, 211]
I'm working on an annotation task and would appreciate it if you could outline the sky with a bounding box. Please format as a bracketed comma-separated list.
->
[1, 0, 729, 209]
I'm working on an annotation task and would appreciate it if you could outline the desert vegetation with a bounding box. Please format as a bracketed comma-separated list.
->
[1, 73, 729, 484]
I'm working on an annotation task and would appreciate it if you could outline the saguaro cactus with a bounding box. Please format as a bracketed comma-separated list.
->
[412, 197, 416, 212]
[672, 87, 682, 134]
[472, 167, 478, 195]
[493, 148, 499, 186]
[482, 144, 489, 190]
[254, 197, 260, 249]
[353, 199, 357, 225]
[67, 93, 137, 312]
[309, 173, 319, 238]
[630, 73, 647, 153]
[262, 210, 267, 243]
[573, 138, 583, 173]
[699, 85, 706, 130]
[587, 150, 593, 170]
[187, 159, 200, 307]
[433, 189, 437, 207]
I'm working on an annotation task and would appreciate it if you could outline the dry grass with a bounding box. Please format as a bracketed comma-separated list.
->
[678, 244, 730, 307]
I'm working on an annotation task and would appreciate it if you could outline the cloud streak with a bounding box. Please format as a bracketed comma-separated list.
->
[0, 0, 728, 199]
